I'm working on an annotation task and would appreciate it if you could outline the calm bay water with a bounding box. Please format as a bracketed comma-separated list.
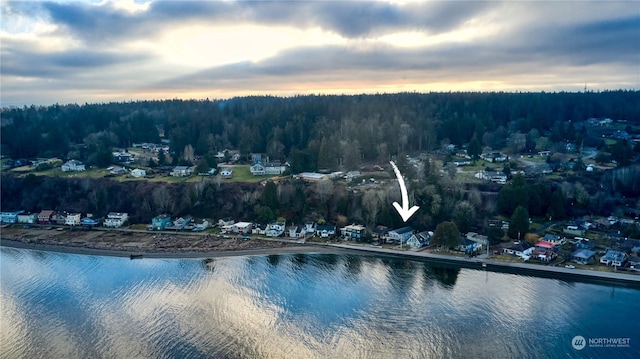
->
[1, 247, 639, 359]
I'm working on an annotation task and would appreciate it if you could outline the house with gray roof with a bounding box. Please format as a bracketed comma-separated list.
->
[571, 249, 596, 265]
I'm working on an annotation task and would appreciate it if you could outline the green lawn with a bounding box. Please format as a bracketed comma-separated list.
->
[220, 165, 280, 183]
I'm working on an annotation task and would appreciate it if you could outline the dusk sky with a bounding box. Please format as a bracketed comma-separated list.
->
[1, 0, 639, 106]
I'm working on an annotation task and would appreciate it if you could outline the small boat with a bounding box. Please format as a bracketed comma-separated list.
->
[481, 262, 487, 268]
[130, 254, 143, 260]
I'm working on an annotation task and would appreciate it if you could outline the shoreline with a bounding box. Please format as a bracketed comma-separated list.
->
[0, 239, 350, 259]
[2, 227, 639, 288]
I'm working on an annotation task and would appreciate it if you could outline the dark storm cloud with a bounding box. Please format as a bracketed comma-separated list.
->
[503, 14, 640, 66]
[1, 39, 149, 78]
[37, 0, 496, 42]
[157, 43, 492, 89]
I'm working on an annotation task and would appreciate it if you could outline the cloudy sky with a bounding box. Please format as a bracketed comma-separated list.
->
[1, 0, 639, 106]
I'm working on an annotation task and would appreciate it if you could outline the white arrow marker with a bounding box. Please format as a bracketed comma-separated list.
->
[390, 161, 419, 222]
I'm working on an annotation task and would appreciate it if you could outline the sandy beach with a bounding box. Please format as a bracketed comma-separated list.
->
[0, 226, 349, 259]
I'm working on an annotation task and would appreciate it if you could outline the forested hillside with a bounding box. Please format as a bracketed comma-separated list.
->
[2, 91, 638, 172]
[2, 92, 639, 236]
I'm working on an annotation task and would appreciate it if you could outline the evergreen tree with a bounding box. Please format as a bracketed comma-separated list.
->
[433, 221, 460, 250]
[549, 190, 566, 220]
[261, 180, 279, 213]
[467, 135, 482, 159]
[508, 205, 529, 240]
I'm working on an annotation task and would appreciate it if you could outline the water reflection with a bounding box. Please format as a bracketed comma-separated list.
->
[1, 248, 639, 359]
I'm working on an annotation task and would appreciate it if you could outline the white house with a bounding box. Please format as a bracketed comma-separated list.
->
[104, 212, 128, 228]
[131, 168, 146, 178]
[232, 221, 253, 234]
[61, 160, 86, 172]
[65, 213, 82, 226]
[297, 172, 328, 182]
[193, 219, 210, 231]
[265, 162, 287, 175]
[220, 167, 233, 178]
[600, 249, 628, 267]
[288, 226, 302, 238]
[266, 221, 286, 237]
[252, 223, 268, 235]
[218, 217, 234, 227]
[315, 224, 336, 238]
[171, 166, 192, 177]
[250, 163, 266, 175]
[304, 223, 316, 235]
[17, 213, 37, 224]
[406, 231, 432, 249]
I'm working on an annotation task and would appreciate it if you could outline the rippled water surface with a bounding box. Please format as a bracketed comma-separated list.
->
[1, 247, 639, 359]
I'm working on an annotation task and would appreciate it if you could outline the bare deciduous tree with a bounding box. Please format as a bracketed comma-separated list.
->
[362, 190, 384, 228]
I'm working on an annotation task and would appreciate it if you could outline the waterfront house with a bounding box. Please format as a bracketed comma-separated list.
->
[457, 237, 482, 254]
[61, 160, 86, 172]
[38, 210, 55, 224]
[1, 211, 23, 223]
[531, 248, 557, 262]
[167, 217, 192, 231]
[252, 223, 268, 235]
[151, 214, 172, 231]
[341, 224, 366, 241]
[372, 225, 389, 240]
[304, 223, 316, 235]
[267, 221, 286, 237]
[466, 232, 489, 246]
[131, 168, 146, 178]
[192, 219, 209, 231]
[385, 226, 414, 244]
[218, 217, 234, 227]
[316, 224, 336, 238]
[54, 213, 67, 225]
[17, 213, 38, 224]
[82, 216, 102, 227]
[104, 212, 128, 228]
[502, 242, 532, 257]
[599, 249, 628, 267]
[406, 231, 432, 249]
[571, 249, 596, 265]
[288, 226, 302, 238]
[65, 213, 82, 226]
[232, 221, 253, 234]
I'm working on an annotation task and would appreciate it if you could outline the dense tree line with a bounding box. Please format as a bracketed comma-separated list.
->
[2, 92, 639, 239]
[2, 91, 638, 170]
